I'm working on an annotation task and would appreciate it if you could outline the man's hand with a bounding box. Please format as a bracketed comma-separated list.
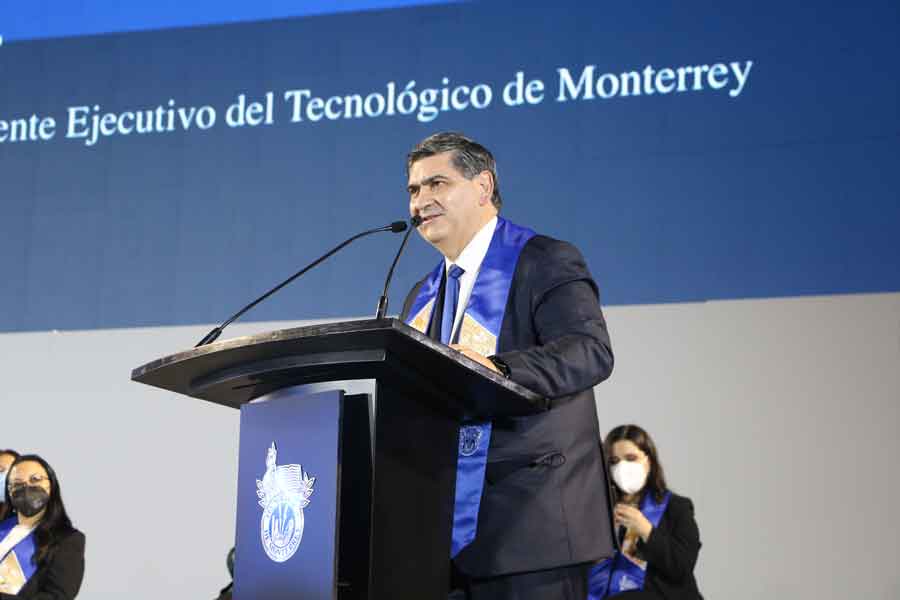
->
[450, 344, 500, 373]
[614, 503, 653, 542]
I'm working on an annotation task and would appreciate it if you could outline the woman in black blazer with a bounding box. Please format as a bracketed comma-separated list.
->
[0, 454, 85, 599]
[588, 425, 703, 600]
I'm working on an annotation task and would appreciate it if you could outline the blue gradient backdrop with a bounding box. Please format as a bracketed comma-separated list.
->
[1, 0, 898, 333]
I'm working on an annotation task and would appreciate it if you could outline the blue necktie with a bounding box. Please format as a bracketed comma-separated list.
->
[440, 264, 465, 345]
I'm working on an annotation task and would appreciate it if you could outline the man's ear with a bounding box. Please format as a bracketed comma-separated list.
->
[475, 170, 494, 206]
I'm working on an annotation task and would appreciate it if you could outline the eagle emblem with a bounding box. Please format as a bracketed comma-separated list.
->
[256, 442, 315, 562]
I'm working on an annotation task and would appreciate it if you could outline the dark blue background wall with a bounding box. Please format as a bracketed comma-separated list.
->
[1, 0, 898, 333]
[1, 0, 459, 41]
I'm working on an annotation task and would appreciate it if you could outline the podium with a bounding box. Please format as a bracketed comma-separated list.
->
[131, 318, 545, 600]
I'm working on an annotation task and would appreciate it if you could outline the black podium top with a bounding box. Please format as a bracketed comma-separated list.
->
[131, 318, 546, 418]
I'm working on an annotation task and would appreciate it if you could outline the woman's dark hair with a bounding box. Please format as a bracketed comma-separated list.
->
[604, 424, 669, 503]
[0, 449, 21, 521]
[3, 454, 75, 567]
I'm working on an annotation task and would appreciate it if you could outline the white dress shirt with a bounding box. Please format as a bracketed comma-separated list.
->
[444, 216, 497, 343]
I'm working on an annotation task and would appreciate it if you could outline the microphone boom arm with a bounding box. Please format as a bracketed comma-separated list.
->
[375, 215, 421, 320]
[195, 221, 406, 347]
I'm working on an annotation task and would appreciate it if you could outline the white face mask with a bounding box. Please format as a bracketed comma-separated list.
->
[611, 460, 648, 495]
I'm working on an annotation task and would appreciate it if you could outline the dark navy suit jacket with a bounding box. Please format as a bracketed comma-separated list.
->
[401, 234, 616, 577]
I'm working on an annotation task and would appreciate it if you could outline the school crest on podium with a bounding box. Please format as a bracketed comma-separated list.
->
[256, 442, 315, 563]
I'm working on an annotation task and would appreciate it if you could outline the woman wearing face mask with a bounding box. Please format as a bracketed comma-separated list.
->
[0, 455, 85, 599]
[588, 425, 702, 600]
[0, 451, 20, 522]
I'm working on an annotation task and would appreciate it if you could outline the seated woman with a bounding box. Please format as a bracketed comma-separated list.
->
[588, 425, 702, 600]
[0, 451, 19, 522]
[0, 454, 85, 599]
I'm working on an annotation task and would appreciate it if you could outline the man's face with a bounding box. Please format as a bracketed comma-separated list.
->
[407, 151, 494, 260]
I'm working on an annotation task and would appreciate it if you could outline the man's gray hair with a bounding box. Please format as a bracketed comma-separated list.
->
[406, 132, 502, 210]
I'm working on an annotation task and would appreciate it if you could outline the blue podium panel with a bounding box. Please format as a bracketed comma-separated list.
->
[234, 388, 342, 599]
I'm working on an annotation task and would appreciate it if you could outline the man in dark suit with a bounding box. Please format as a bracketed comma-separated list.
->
[400, 132, 616, 599]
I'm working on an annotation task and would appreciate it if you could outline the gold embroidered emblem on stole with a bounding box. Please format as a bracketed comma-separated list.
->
[409, 299, 435, 333]
[458, 313, 498, 357]
[408, 300, 497, 357]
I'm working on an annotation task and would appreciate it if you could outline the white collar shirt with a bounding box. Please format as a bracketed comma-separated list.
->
[444, 216, 497, 343]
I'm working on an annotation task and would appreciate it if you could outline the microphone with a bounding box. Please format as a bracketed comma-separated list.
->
[195, 220, 408, 347]
[374, 215, 422, 319]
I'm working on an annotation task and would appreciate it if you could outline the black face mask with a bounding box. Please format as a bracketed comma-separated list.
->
[10, 486, 50, 518]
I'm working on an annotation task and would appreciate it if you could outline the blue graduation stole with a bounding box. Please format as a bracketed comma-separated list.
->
[588, 491, 672, 598]
[405, 217, 535, 557]
[0, 516, 39, 588]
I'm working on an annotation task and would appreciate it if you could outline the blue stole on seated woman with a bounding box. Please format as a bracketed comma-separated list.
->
[405, 217, 535, 557]
[0, 516, 39, 588]
[588, 491, 672, 598]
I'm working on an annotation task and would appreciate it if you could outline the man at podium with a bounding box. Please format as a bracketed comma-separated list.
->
[401, 132, 616, 600]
